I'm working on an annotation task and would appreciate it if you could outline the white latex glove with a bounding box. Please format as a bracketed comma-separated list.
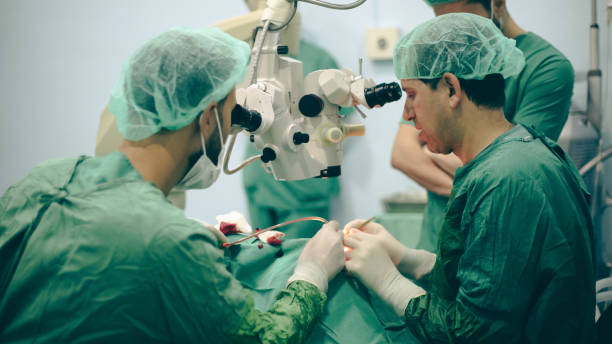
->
[344, 230, 426, 317]
[215, 211, 252, 234]
[344, 219, 406, 264]
[287, 221, 345, 293]
[344, 219, 436, 280]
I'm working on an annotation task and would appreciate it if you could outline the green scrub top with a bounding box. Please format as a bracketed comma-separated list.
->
[0, 152, 325, 343]
[242, 40, 349, 239]
[404, 125, 595, 343]
[416, 32, 575, 252]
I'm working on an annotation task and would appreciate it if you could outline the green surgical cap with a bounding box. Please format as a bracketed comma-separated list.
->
[109, 27, 250, 141]
[393, 13, 525, 81]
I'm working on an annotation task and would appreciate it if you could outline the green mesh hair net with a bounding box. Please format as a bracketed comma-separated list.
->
[109, 27, 250, 141]
[393, 13, 525, 81]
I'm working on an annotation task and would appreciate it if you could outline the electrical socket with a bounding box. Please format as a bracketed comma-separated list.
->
[365, 27, 400, 61]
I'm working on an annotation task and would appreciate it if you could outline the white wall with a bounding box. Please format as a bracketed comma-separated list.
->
[1, 0, 609, 226]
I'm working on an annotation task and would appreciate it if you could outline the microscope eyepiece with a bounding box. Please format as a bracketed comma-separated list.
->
[364, 82, 402, 108]
[231, 104, 262, 132]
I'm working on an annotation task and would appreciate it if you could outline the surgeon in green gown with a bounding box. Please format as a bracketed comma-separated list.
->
[391, 0, 575, 252]
[344, 13, 595, 343]
[0, 28, 346, 343]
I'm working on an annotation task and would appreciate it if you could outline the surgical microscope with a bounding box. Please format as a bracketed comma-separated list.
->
[223, 0, 402, 181]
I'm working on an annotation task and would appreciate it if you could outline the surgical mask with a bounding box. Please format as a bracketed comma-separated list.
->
[176, 108, 225, 190]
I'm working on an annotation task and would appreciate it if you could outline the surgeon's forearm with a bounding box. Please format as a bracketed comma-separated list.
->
[391, 125, 453, 197]
[422, 146, 462, 178]
[229, 281, 326, 344]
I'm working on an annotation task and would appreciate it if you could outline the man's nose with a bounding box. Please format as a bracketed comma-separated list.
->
[403, 108, 414, 122]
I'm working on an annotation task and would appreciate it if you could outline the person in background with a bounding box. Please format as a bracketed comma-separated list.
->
[344, 13, 594, 343]
[0, 27, 345, 343]
[391, 0, 575, 252]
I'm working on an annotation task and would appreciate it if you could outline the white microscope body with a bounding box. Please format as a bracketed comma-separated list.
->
[230, 0, 401, 181]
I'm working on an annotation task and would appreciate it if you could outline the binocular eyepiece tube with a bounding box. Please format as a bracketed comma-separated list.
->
[364, 82, 402, 108]
[231, 105, 262, 132]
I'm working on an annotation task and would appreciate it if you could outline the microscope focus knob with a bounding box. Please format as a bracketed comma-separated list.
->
[299, 94, 324, 117]
[261, 147, 277, 163]
[325, 127, 344, 144]
[293, 132, 310, 145]
[343, 123, 366, 137]
[277, 45, 289, 55]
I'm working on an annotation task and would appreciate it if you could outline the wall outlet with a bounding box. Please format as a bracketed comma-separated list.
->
[366, 27, 400, 61]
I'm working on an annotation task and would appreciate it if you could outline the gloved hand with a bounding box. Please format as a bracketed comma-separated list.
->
[344, 230, 426, 317]
[287, 221, 345, 293]
[344, 219, 436, 280]
[344, 219, 406, 264]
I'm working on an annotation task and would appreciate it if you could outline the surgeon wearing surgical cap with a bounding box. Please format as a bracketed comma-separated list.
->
[0, 27, 345, 343]
[344, 13, 595, 343]
[391, 0, 575, 257]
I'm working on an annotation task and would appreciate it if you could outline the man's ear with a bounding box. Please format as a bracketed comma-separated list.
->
[442, 73, 461, 109]
[199, 103, 218, 136]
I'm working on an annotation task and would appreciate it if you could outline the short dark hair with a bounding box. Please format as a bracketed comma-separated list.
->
[420, 74, 505, 109]
[467, 0, 491, 14]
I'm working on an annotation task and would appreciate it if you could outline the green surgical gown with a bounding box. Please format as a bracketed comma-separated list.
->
[404, 125, 595, 343]
[416, 32, 575, 252]
[243, 40, 350, 239]
[0, 151, 326, 343]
